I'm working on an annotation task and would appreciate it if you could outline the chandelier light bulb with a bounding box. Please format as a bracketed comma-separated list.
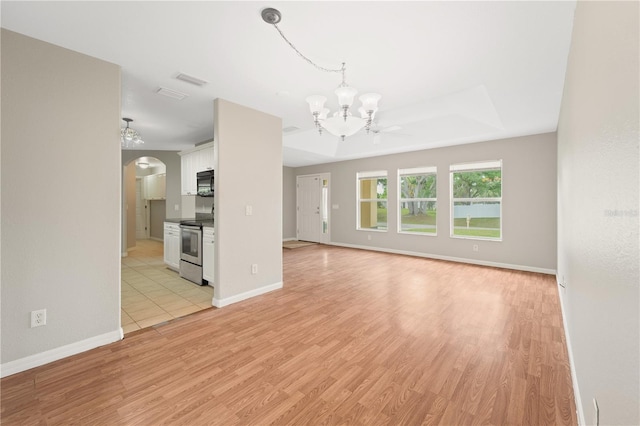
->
[359, 93, 381, 113]
[335, 85, 357, 108]
[306, 95, 327, 114]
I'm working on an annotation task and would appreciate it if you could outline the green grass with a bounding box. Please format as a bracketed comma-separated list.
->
[400, 211, 436, 226]
[453, 217, 500, 228]
[453, 228, 501, 238]
[377, 208, 388, 222]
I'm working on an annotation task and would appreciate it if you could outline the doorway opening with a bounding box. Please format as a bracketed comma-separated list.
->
[121, 156, 213, 334]
[125, 156, 167, 250]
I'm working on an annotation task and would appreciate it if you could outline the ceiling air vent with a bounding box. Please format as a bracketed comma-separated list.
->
[176, 73, 208, 86]
[156, 87, 189, 100]
[282, 126, 300, 133]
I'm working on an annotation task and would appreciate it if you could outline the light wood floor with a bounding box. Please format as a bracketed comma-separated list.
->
[1, 245, 576, 425]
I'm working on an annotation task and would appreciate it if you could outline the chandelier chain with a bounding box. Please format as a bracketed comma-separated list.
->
[272, 23, 344, 74]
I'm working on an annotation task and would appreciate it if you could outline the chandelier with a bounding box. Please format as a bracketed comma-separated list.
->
[121, 118, 144, 148]
[261, 8, 381, 141]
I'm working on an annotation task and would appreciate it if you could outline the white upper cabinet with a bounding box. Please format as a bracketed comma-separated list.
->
[143, 173, 166, 200]
[179, 142, 213, 195]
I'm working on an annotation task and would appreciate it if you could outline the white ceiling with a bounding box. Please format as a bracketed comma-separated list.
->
[1, 1, 576, 167]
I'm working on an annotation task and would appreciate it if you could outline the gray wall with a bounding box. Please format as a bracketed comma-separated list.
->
[149, 200, 166, 240]
[294, 132, 557, 272]
[1, 30, 121, 368]
[214, 99, 283, 305]
[282, 166, 297, 239]
[557, 2, 639, 425]
[124, 162, 136, 249]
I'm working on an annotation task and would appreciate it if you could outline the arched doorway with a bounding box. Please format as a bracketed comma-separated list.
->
[123, 156, 166, 252]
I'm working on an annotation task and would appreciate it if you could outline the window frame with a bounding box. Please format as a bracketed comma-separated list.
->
[449, 160, 503, 241]
[356, 170, 388, 232]
[397, 166, 437, 236]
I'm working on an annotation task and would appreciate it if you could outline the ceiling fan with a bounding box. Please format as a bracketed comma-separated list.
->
[368, 123, 409, 145]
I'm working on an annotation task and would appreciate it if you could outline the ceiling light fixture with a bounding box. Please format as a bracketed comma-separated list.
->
[261, 7, 381, 141]
[136, 162, 150, 169]
[121, 118, 144, 149]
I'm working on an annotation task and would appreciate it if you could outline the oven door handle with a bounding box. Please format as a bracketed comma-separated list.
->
[180, 225, 201, 231]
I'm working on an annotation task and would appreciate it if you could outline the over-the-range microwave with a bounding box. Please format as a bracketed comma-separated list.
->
[196, 170, 214, 197]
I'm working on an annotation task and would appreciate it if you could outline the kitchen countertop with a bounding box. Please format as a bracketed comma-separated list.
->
[165, 218, 185, 224]
[165, 218, 215, 228]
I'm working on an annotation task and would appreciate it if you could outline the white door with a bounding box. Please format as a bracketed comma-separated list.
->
[297, 175, 322, 243]
[135, 179, 147, 239]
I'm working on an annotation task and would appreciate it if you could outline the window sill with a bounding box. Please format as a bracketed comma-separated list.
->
[398, 231, 437, 237]
[450, 234, 502, 242]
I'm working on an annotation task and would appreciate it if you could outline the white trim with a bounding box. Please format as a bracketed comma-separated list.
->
[556, 277, 585, 426]
[282, 237, 297, 242]
[0, 329, 123, 378]
[357, 170, 387, 179]
[328, 242, 556, 275]
[398, 229, 437, 237]
[213, 281, 283, 308]
[449, 159, 502, 172]
[178, 141, 213, 157]
[399, 166, 437, 175]
[150, 236, 163, 243]
[121, 251, 128, 257]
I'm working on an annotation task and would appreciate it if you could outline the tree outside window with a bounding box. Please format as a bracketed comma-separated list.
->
[450, 161, 502, 240]
[398, 167, 437, 234]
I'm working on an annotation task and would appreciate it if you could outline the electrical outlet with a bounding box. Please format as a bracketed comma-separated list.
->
[31, 309, 46, 328]
[251, 264, 258, 274]
[593, 398, 599, 426]
[367, 235, 372, 241]
[473, 244, 479, 252]
[245, 205, 253, 216]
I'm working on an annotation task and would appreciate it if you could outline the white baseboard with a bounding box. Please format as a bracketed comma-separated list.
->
[328, 242, 557, 275]
[556, 277, 585, 426]
[282, 237, 297, 242]
[150, 237, 163, 243]
[121, 251, 128, 257]
[213, 281, 283, 308]
[0, 329, 124, 378]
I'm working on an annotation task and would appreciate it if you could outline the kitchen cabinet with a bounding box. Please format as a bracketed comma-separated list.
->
[163, 222, 180, 271]
[179, 142, 214, 195]
[144, 173, 166, 200]
[202, 227, 215, 283]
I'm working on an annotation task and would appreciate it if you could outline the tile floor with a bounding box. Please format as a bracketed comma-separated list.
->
[121, 239, 214, 334]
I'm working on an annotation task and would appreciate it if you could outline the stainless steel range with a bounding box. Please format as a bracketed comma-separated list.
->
[179, 221, 205, 285]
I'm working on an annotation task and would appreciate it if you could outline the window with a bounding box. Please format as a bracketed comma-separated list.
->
[357, 171, 387, 231]
[398, 167, 437, 234]
[321, 178, 329, 234]
[450, 160, 502, 240]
